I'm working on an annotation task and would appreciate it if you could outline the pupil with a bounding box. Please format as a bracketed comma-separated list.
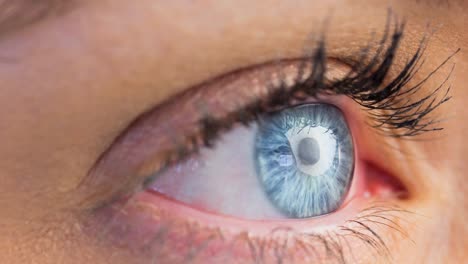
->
[297, 137, 320, 166]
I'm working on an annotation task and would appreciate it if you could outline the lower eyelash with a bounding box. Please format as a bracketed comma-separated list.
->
[241, 204, 414, 264]
[86, 200, 418, 264]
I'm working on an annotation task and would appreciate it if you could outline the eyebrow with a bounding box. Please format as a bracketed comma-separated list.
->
[0, 0, 71, 36]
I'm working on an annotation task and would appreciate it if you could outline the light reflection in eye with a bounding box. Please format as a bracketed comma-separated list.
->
[148, 103, 354, 220]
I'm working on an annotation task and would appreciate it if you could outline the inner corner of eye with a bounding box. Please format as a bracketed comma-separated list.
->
[142, 102, 406, 221]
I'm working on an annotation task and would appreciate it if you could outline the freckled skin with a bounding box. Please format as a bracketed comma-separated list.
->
[0, 0, 467, 263]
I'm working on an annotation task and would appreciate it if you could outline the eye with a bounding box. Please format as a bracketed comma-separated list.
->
[149, 103, 355, 220]
[82, 18, 456, 263]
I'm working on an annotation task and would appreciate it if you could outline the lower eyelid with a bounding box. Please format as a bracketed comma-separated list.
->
[136, 189, 366, 232]
[133, 195, 358, 235]
[85, 192, 410, 263]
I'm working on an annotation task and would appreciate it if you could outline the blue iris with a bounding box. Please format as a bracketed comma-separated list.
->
[255, 104, 354, 218]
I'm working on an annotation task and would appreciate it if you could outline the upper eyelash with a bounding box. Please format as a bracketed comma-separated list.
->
[135, 14, 459, 191]
[199, 15, 458, 148]
[334, 24, 458, 137]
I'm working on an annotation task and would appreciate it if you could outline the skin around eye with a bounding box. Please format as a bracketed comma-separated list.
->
[0, 0, 467, 263]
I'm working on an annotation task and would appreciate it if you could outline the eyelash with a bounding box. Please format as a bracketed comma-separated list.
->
[199, 20, 456, 150]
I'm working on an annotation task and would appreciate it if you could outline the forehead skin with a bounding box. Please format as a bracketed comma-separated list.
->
[0, 0, 466, 263]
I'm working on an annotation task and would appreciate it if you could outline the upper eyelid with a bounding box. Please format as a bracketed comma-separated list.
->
[78, 59, 317, 206]
[78, 58, 349, 208]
